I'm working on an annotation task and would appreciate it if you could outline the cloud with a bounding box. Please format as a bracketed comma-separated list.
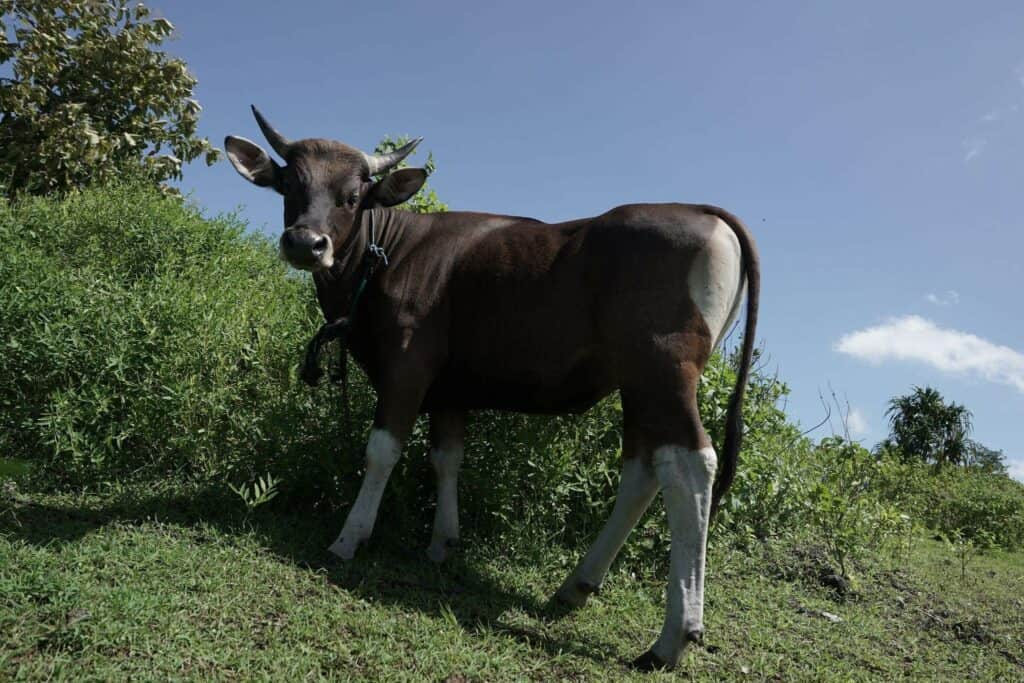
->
[835, 315, 1024, 393]
[962, 137, 987, 162]
[925, 290, 959, 306]
[980, 104, 1020, 123]
[846, 408, 869, 437]
[1008, 458, 1024, 484]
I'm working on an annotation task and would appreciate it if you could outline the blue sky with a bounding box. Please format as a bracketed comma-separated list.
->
[163, 1, 1023, 479]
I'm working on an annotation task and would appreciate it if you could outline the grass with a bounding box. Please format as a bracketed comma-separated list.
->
[2, 481, 1022, 681]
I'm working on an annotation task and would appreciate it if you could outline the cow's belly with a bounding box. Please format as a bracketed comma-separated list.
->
[422, 344, 616, 414]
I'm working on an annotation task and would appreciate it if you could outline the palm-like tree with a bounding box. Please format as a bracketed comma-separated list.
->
[885, 386, 973, 466]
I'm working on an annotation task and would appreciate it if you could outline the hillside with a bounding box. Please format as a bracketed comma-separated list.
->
[2, 483, 1021, 680]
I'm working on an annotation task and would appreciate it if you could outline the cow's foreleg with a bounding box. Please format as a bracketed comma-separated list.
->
[554, 456, 658, 607]
[329, 428, 404, 560]
[427, 411, 465, 563]
[328, 357, 430, 561]
[634, 444, 717, 671]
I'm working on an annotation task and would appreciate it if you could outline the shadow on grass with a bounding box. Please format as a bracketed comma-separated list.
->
[0, 484, 624, 667]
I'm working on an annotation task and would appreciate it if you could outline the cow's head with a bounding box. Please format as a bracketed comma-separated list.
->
[225, 106, 426, 271]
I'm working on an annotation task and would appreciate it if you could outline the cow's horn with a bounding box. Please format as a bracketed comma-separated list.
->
[251, 105, 291, 158]
[363, 137, 423, 175]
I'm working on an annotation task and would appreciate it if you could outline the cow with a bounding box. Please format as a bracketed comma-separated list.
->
[225, 107, 760, 670]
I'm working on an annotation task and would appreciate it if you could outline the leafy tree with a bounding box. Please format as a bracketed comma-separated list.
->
[885, 386, 972, 467]
[372, 135, 447, 214]
[0, 0, 218, 197]
[963, 440, 1008, 476]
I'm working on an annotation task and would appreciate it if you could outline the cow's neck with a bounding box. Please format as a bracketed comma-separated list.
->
[313, 207, 428, 320]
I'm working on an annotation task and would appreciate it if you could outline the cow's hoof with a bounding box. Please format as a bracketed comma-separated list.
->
[327, 537, 360, 561]
[631, 649, 671, 671]
[552, 578, 600, 610]
[686, 629, 704, 646]
[426, 538, 459, 564]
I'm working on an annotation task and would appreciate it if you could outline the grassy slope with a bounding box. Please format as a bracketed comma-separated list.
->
[2, 484, 1021, 681]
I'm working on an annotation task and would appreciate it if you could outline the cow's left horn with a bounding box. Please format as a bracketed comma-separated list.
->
[363, 137, 423, 175]
[251, 105, 292, 158]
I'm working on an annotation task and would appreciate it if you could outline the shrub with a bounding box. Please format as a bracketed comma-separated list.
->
[0, 181, 357, 494]
[877, 458, 1024, 551]
[805, 438, 906, 578]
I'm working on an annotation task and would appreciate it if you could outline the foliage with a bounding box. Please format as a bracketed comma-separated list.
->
[0, 181, 349, 492]
[962, 440, 1008, 475]
[940, 528, 998, 583]
[710, 350, 811, 543]
[229, 472, 280, 512]
[885, 386, 972, 466]
[0, 0, 218, 198]
[372, 135, 448, 214]
[877, 457, 1024, 551]
[804, 438, 905, 579]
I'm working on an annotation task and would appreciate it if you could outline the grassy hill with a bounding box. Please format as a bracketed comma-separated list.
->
[2, 483, 1021, 681]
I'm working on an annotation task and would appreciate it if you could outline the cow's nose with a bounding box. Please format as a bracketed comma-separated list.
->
[311, 235, 328, 255]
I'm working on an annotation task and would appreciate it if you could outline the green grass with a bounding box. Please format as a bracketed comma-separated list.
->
[2, 482, 1021, 681]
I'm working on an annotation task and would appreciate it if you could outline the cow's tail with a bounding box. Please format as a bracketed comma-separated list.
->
[699, 206, 760, 519]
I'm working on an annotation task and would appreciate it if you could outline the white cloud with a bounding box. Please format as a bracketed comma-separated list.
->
[980, 104, 1020, 123]
[925, 290, 959, 306]
[835, 315, 1024, 393]
[1008, 458, 1024, 484]
[962, 137, 987, 162]
[846, 408, 869, 437]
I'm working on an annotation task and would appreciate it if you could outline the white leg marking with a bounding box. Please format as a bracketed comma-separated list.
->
[329, 429, 402, 560]
[556, 458, 659, 605]
[427, 442, 464, 563]
[650, 445, 717, 668]
[689, 218, 744, 349]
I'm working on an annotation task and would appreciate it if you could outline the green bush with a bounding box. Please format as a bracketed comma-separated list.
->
[0, 182, 359, 494]
[878, 458, 1024, 551]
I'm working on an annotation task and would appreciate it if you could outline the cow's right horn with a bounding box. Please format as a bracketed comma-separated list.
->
[251, 105, 292, 158]
[363, 137, 423, 175]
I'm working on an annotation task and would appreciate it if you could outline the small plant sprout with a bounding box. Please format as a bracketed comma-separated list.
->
[229, 473, 280, 512]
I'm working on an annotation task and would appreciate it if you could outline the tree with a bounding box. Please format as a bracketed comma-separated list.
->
[0, 1, 218, 197]
[372, 135, 448, 214]
[963, 440, 1008, 476]
[885, 386, 972, 466]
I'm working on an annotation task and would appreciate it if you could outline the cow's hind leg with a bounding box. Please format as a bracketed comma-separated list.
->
[630, 364, 717, 671]
[427, 410, 465, 563]
[553, 432, 658, 608]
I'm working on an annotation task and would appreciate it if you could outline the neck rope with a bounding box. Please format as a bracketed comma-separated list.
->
[299, 210, 388, 387]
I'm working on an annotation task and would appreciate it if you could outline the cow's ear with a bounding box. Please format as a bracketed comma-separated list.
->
[225, 135, 282, 191]
[367, 168, 427, 207]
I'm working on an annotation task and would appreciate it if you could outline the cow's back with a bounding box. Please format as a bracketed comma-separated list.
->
[422, 204, 720, 413]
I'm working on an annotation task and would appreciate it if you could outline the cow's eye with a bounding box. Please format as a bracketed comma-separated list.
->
[337, 192, 358, 208]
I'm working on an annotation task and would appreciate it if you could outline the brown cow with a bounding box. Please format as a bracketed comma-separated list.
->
[225, 107, 760, 670]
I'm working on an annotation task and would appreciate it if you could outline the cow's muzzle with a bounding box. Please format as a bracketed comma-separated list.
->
[280, 227, 334, 271]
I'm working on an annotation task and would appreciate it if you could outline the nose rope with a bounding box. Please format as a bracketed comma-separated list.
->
[299, 211, 388, 391]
